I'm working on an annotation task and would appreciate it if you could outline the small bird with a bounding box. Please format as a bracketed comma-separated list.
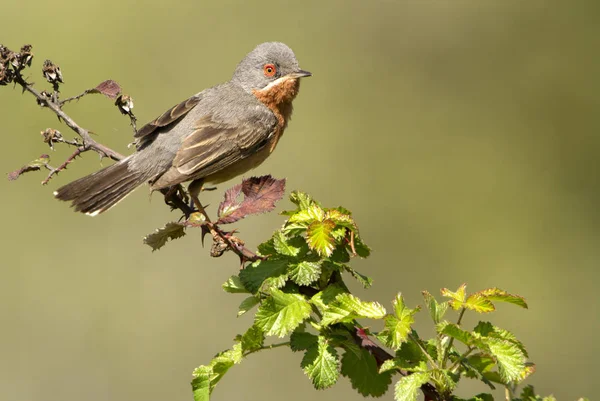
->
[54, 42, 311, 216]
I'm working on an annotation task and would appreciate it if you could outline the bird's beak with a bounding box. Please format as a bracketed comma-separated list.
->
[287, 69, 312, 79]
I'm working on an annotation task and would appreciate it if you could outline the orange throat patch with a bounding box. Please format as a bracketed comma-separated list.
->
[252, 77, 300, 133]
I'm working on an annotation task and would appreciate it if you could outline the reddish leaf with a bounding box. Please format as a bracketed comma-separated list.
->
[90, 80, 121, 99]
[217, 175, 286, 224]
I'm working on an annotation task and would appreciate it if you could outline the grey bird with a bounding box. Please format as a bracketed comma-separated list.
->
[54, 42, 311, 216]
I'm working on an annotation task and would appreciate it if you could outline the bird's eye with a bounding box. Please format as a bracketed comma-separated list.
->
[263, 64, 277, 77]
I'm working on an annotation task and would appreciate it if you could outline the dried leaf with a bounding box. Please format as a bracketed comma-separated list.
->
[143, 221, 186, 251]
[90, 80, 122, 99]
[7, 154, 49, 181]
[216, 175, 286, 224]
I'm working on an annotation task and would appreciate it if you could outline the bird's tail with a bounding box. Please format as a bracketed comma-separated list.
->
[54, 157, 147, 216]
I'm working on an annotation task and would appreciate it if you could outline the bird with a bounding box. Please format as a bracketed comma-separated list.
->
[54, 42, 311, 216]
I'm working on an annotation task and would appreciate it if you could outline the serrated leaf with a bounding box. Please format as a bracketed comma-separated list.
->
[396, 341, 428, 366]
[239, 258, 289, 293]
[143, 221, 186, 251]
[254, 289, 312, 337]
[216, 175, 285, 224]
[329, 245, 351, 263]
[191, 343, 243, 401]
[288, 190, 316, 211]
[474, 322, 528, 357]
[353, 234, 371, 258]
[288, 204, 325, 225]
[483, 337, 526, 383]
[272, 232, 306, 257]
[378, 294, 419, 349]
[438, 322, 477, 346]
[464, 294, 496, 313]
[476, 288, 528, 309]
[343, 265, 373, 288]
[257, 238, 276, 256]
[379, 358, 427, 374]
[237, 296, 260, 317]
[301, 336, 340, 389]
[441, 284, 467, 309]
[90, 79, 121, 98]
[306, 219, 335, 257]
[320, 293, 386, 326]
[394, 372, 430, 401]
[290, 331, 318, 351]
[289, 261, 321, 286]
[341, 346, 393, 396]
[324, 209, 355, 229]
[222, 275, 249, 294]
[422, 291, 448, 324]
[310, 284, 348, 313]
[241, 325, 264, 353]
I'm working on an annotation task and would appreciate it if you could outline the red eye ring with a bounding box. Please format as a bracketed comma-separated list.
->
[263, 63, 277, 77]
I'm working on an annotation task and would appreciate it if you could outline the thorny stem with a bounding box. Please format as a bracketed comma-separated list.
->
[41, 146, 83, 185]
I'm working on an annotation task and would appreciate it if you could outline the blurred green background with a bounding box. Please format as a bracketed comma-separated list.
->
[2, 1, 598, 400]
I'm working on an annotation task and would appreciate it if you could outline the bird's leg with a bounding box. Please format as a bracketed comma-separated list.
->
[188, 179, 211, 222]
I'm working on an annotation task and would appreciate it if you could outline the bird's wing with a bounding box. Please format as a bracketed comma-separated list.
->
[134, 95, 202, 140]
[173, 116, 276, 178]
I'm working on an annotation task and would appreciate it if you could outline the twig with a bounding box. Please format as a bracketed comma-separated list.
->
[41, 146, 83, 185]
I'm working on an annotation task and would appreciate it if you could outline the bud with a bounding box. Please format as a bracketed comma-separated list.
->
[115, 94, 134, 115]
[19, 44, 33, 67]
[42, 59, 63, 84]
[41, 128, 63, 150]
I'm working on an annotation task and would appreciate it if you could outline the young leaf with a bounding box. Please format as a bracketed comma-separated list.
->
[289, 261, 321, 286]
[222, 275, 249, 294]
[441, 284, 467, 310]
[307, 219, 336, 257]
[254, 289, 312, 337]
[310, 284, 348, 313]
[378, 294, 419, 350]
[343, 265, 373, 289]
[272, 231, 306, 257]
[191, 366, 211, 401]
[288, 190, 317, 211]
[191, 343, 243, 401]
[239, 258, 289, 294]
[422, 291, 448, 323]
[341, 347, 393, 397]
[482, 337, 526, 383]
[290, 331, 318, 352]
[476, 288, 528, 309]
[216, 175, 286, 224]
[301, 336, 340, 389]
[241, 325, 264, 353]
[394, 372, 430, 401]
[320, 293, 386, 326]
[237, 296, 260, 317]
[288, 204, 326, 225]
[143, 221, 186, 251]
[353, 234, 372, 258]
[464, 294, 496, 313]
[438, 322, 477, 346]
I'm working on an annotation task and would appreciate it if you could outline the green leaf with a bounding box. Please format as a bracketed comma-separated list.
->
[438, 322, 477, 346]
[483, 337, 526, 383]
[257, 237, 276, 256]
[378, 294, 419, 350]
[320, 293, 386, 326]
[422, 291, 448, 324]
[237, 296, 260, 317]
[143, 221, 186, 251]
[289, 261, 322, 286]
[272, 231, 305, 257]
[394, 372, 430, 401]
[301, 336, 340, 389]
[353, 233, 372, 258]
[396, 341, 428, 367]
[288, 190, 317, 211]
[288, 204, 326, 225]
[464, 294, 496, 313]
[254, 289, 312, 337]
[311, 284, 348, 313]
[307, 219, 336, 257]
[343, 265, 373, 288]
[222, 275, 249, 294]
[379, 358, 427, 374]
[261, 272, 289, 291]
[239, 258, 289, 293]
[241, 325, 264, 353]
[191, 343, 243, 400]
[290, 331, 318, 351]
[476, 288, 528, 309]
[441, 284, 467, 310]
[474, 322, 528, 357]
[341, 346, 393, 397]
[324, 208, 355, 229]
